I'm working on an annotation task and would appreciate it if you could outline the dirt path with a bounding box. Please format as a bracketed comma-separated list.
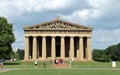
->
[1, 67, 120, 73]
[0, 68, 16, 73]
[53, 63, 71, 68]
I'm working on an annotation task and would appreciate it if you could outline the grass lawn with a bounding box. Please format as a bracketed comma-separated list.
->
[1, 61, 120, 75]
[71, 61, 120, 68]
[0, 69, 120, 75]
[2, 61, 120, 68]
[3, 61, 52, 68]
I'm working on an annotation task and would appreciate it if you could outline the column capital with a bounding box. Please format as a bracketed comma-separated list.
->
[61, 36, 65, 38]
[70, 36, 74, 38]
[87, 37, 91, 39]
[79, 36, 83, 38]
[51, 36, 56, 38]
[42, 36, 46, 38]
[32, 36, 37, 38]
[25, 36, 29, 38]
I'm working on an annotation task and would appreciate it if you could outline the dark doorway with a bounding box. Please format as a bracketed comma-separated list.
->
[46, 36, 51, 57]
[56, 36, 61, 57]
[65, 37, 70, 57]
[29, 36, 33, 58]
[74, 37, 79, 57]
[37, 36, 42, 57]
[83, 37, 87, 59]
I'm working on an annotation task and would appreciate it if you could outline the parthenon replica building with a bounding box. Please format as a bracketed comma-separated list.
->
[23, 17, 93, 61]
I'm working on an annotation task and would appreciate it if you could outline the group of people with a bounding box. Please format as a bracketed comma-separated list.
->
[34, 58, 73, 68]
[34, 60, 47, 68]
[54, 58, 64, 65]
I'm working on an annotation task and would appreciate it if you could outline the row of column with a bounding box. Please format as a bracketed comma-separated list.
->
[24, 36, 92, 60]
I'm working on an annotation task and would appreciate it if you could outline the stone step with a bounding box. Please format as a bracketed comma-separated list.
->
[53, 64, 70, 68]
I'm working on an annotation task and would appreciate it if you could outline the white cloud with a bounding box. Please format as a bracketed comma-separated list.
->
[88, 0, 107, 8]
[91, 28, 120, 49]
[1, 0, 120, 49]
[93, 29, 120, 42]
[61, 9, 102, 25]
[0, 0, 73, 17]
[12, 29, 25, 49]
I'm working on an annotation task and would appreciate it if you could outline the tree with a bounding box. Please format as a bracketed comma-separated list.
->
[93, 43, 120, 62]
[0, 17, 15, 59]
[92, 49, 105, 58]
[92, 49, 110, 62]
[106, 43, 120, 61]
[14, 49, 24, 60]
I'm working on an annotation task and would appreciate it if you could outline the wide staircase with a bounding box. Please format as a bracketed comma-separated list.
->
[53, 63, 70, 68]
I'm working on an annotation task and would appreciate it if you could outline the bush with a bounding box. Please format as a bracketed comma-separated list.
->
[93, 58, 110, 62]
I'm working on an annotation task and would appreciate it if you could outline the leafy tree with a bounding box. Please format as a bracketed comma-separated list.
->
[12, 49, 24, 60]
[0, 17, 15, 59]
[16, 49, 24, 60]
[93, 43, 120, 62]
[92, 49, 110, 62]
[106, 43, 120, 61]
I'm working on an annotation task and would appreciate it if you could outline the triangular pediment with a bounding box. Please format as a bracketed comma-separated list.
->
[23, 19, 93, 30]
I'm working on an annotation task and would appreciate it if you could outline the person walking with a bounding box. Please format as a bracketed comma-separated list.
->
[34, 60, 38, 68]
[43, 60, 46, 68]
[50, 59, 53, 68]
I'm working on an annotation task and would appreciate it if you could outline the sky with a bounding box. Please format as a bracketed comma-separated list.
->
[0, 0, 120, 50]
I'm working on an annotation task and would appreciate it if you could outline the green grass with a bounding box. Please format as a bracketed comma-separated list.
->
[71, 61, 116, 68]
[3, 61, 52, 68]
[66, 61, 120, 68]
[0, 69, 120, 75]
[1, 61, 120, 75]
[3, 61, 120, 68]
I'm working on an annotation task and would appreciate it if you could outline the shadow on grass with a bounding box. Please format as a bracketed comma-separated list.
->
[3, 62, 21, 65]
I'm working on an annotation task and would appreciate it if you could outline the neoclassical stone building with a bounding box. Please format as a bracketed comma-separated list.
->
[23, 17, 93, 61]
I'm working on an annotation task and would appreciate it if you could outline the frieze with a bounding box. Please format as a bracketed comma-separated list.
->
[25, 30, 91, 34]
[23, 19, 93, 31]
[35, 22, 80, 29]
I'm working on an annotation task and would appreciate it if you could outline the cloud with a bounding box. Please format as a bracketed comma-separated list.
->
[93, 29, 120, 42]
[12, 28, 25, 49]
[92, 28, 120, 49]
[1, 0, 120, 49]
[62, 0, 120, 28]
[0, 0, 73, 17]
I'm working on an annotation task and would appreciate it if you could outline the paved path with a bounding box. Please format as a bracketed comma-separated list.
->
[1, 67, 120, 73]
[0, 68, 18, 73]
[53, 63, 70, 68]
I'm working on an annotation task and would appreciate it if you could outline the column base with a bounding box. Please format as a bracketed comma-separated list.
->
[23, 58, 94, 62]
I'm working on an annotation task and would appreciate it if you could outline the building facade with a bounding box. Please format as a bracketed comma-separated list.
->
[23, 18, 93, 61]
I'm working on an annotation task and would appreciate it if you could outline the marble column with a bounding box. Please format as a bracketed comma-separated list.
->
[24, 36, 29, 60]
[61, 36, 65, 59]
[42, 36, 46, 60]
[51, 36, 56, 60]
[70, 36, 74, 58]
[87, 37, 92, 60]
[32, 36, 37, 60]
[79, 37, 83, 60]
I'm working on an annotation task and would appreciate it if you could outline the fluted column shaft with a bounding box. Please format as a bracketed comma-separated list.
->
[61, 36, 65, 59]
[87, 37, 92, 60]
[79, 37, 83, 60]
[51, 36, 56, 60]
[32, 36, 37, 60]
[24, 36, 29, 60]
[42, 36, 46, 59]
[70, 36, 74, 58]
